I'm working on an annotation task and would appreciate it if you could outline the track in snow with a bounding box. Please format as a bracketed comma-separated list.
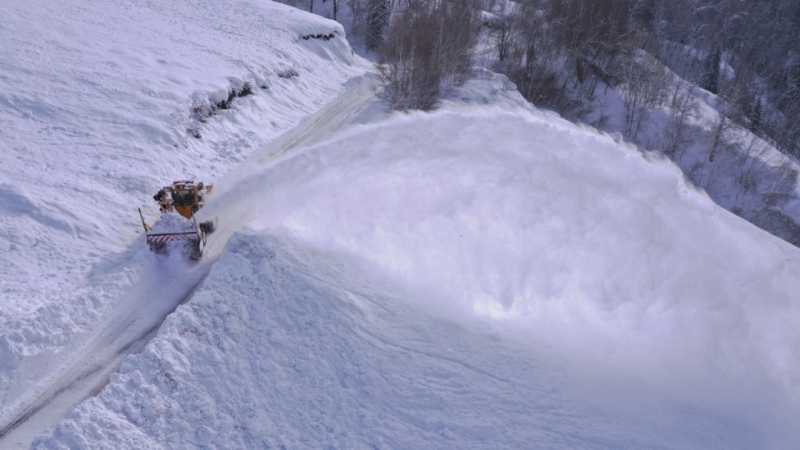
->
[0, 74, 380, 449]
[0, 261, 208, 447]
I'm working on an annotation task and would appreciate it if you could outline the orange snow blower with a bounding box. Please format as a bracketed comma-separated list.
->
[139, 180, 216, 260]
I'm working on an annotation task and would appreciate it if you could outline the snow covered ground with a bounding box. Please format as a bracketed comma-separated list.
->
[1, 0, 369, 445]
[0, 0, 363, 320]
[2, 0, 800, 449]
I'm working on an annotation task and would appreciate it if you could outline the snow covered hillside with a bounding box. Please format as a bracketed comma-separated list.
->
[3, 0, 800, 448]
[0, 0, 363, 319]
[1, 0, 368, 445]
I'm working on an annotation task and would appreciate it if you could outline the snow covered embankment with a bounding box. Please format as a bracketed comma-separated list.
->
[38, 103, 800, 449]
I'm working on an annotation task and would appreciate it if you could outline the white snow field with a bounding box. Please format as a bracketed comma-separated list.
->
[2, 0, 800, 449]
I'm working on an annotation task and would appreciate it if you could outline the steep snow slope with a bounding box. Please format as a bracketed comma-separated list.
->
[0, 0, 369, 446]
[0, 0, 363, 324]
[0, 0, 366, 374]
[37, 97, 800, 449]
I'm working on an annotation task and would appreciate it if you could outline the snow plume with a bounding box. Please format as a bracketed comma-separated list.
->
[239, 105, 800, 438]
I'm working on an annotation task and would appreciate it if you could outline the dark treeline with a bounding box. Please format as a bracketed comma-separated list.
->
[279, 0, 798, 157]
[492, 0, 800, 156]
[488, 0, 800, 245]
[277, 0, 800, 244]
[342, 0, 798, 157]
[277, 0, 481, 110]
[376, 0, 480, 110]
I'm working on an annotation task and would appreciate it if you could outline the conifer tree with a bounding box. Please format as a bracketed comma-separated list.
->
[749, 99, 762, 133]
[703, 46, 721, 94]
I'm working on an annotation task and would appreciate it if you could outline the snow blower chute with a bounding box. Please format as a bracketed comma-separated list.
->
[139, 180, 216, 260]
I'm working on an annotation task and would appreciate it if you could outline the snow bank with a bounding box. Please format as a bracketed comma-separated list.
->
[238, 101, 800, 438]
[0, 0, 367, 398]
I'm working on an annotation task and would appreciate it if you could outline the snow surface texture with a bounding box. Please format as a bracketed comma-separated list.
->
[37, 104, 800, 448]
[148, 212, 198, 235]
[4, 0, 800, 448]
[0, 0, 366, 407]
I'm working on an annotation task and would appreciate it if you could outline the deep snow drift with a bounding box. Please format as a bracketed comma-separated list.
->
[36, 103, 800, 449]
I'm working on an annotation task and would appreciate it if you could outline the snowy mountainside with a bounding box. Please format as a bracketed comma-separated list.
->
[37, 93, 800, 448]
[576, 49, 800, 249]
[0, 0, 366, 384]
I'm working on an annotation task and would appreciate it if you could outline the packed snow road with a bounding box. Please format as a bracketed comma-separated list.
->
[0, 75, 379, 449]
[0, 261, 207, 447]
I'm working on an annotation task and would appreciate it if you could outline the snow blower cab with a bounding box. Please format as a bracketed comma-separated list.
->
[139, 180, 216, 260]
